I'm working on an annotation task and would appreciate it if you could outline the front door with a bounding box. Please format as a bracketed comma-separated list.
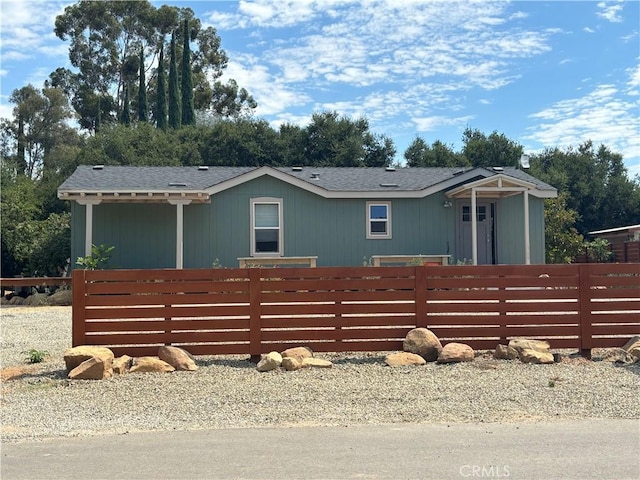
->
[456, 202, 496, 264]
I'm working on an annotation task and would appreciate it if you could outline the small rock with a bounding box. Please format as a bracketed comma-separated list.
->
[281, 346, 313, 362]
[602, 348, 637, 364]
[158, 346, 198, 371]
[112, 355, 132, 374]
[282, 357, 303, 371]
[68, 356, 113, 380]
[302, 358, 333, 368]
[493, 344, 519, 360]
[437, 343, 474, 364]
[519, 348, 554, 364]
[129, 357, 175, 373]
[403, 328, 442, 362]
[385, 352, 426, 367]
[257, 351, 282, 372]
[621, 336, 640, 354]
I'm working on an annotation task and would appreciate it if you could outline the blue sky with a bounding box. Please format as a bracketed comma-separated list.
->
[1, 1, 639, 177]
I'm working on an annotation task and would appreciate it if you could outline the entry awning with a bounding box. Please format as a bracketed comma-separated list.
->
[445, 174, 551, 199]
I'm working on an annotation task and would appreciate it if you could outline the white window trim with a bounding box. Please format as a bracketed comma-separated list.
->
[366, 201, 392, 239]
[250, 197, 284, 256]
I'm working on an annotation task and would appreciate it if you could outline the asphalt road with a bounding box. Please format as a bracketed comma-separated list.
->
[2, 419, 639, 480]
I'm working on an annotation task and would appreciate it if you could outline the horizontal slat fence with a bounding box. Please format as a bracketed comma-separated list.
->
[72, 263, 640, 357]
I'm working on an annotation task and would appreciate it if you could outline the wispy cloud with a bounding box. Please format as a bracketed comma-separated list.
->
[525, 71, 640, 173]
[596, 1, 624, 23]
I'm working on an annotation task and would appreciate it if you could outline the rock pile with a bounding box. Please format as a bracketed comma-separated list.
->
[256, 346, 333, 372]
[64, 345, 197, 380]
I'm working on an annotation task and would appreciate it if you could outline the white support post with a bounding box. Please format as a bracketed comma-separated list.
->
[471, 188, 478, 265]
[524, 190, 530, 264]
[77, 198, 102, 257]
[168, 199, 192, 269]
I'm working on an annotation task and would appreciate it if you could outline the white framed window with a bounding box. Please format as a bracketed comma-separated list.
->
[366, 201, 392, 239]
[250, 197, 283, 256]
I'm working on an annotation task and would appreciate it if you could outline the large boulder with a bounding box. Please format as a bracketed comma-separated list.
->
[385, 352, 426, 367]
[403, 328, 442, 362]
[68, 356, 113, 380]
[257, 351, 283, 372]
[64, 346, 114, 372]
[437, 343, 474, 364]
[158, 346, 198, 371]
[281, 346, 313, 362]
[129, 357, 175, 373]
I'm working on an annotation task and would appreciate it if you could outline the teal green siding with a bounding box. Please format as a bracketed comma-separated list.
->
[74, 203, 176, 269]
[183, 176, 458, 267]
[69, 175, 547, 269]
[496, 195, 546, 264]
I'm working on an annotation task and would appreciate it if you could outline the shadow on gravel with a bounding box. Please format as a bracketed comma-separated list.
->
[197, 357, 255, 369]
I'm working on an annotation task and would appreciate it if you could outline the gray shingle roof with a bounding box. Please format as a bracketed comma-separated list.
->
[58, 165, 556, 194]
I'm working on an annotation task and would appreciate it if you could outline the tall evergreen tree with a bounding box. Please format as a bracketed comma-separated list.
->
[120, 84, 131, 125]
[156, 42, 167, 130]
[138, 46, 148, 122]
[168, 31, 181, 129]
[181, 19, 195, 126]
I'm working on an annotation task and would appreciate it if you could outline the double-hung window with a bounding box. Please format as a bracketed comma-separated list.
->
[251, 198, 283, 256]
[366, 201, 392, 239]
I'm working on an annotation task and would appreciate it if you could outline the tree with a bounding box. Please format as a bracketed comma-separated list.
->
[529, 141, 640, 235]
[53, 1, 255, 129]
[404, 137, 467, 167]
[138, 46, 148, 122]
[181, 19, 195, 126]
[5, 85, 73, 179]
[156, 42, 167, 129]
[304, 112, 395, 167]
[168, 31, 181, 129]
[543, 193, 584, 264]
[461, 128, 523, 167]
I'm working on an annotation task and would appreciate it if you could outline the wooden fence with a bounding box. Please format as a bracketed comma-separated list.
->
[71, 263, 640, 358]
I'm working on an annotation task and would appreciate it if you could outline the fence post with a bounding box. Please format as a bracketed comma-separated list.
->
[578, 264, 593, 359]
[72, 269, 87, 347]
[248, 268, 262, 362]
[415, 266, 428, 328]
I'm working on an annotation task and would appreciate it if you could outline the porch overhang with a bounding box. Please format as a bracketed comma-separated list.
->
[57, 190, 211, 204]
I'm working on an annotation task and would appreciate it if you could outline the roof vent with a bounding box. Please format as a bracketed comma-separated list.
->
[453, 169, 465, 176]
[292, 166, 303, 172]
[492, 166, 504, 172]
[93, 165, 104, 170]
[310, 173, 320, 179]
[168, 182, 187, 187]
[385, 166, 396, 172]
[380, 183, 399, 187]
[198, 166, 209, 171]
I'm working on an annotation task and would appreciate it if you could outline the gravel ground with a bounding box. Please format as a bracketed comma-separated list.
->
[1, 306, 639, 443]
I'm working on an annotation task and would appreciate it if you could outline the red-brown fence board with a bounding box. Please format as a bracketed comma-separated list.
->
[71, 263, 640, 357]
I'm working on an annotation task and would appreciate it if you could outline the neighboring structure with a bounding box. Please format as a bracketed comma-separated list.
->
[588, 224, 640, 263]
[57, 165, 557, 269]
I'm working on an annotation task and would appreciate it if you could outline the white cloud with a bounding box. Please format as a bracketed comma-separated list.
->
[525, 81, 640, 172]
[412, 115, 475, 132]
[596, 1, 624, 23]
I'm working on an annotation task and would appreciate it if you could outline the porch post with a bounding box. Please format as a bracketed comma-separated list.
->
[524, 190, 530, 264]
[77, 198, 102, 256]
[168, 199, 192, 269]
[471, 188, 478, 265]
